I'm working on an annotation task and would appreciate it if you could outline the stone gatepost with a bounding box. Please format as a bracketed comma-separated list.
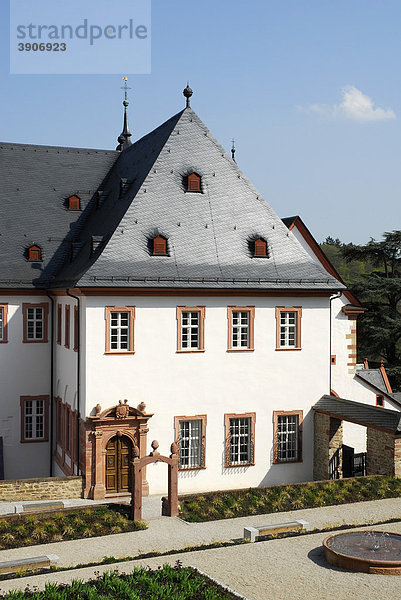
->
[313, 412, 343, 480]
[366, 428, 401, 476]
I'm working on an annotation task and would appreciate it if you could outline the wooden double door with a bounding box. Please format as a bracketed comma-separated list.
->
[105, 436, 132, 494]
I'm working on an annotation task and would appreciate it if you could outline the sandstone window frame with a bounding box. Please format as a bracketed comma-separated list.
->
[273, 410, 303, 464]
[0, 304, 8, 343]
[22, 302, 49, 343]
[105, 306, 136, 354]
[64, 305, 70, 349]
[224, 412, 256, 468]
[176, 306, 206, 352]
[20, 395, 49, 443]
[174, 414, 207, 470]
[227, 306, 255, 352]
[275, 306, 302, 351]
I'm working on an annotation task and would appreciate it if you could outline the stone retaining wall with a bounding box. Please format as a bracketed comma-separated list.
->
[0, 476, 83, 501]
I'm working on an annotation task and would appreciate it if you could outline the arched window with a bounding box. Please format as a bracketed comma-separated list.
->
[187, 173, 201, 192]
[68, 195, 80, 210]
[254, 238, 267, 257]
[28, 245, 42, 261]
[153, 235, 167, 255]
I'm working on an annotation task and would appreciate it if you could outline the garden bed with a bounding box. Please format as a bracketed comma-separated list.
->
[0, 563, 241, 599]
[0, 505, 146, 550]
[179, 475, 401, 522]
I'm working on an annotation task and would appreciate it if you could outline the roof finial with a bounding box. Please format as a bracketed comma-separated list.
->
[183, 83, 193, 108]
[116, 77, 132, 152]
[231, 138, 236, 162]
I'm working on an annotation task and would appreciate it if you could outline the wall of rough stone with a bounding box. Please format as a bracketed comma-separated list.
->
[0, 476, 83, 501]
[329, 417, 343, 479]
[313, 413, 330, 480]
[366, 428, 395, 476]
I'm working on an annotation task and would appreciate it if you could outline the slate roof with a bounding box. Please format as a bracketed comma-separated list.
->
[0, 106, 346, 291]
[0, 142, 118, 288]
[314, 395, 401, 433]
[356, 368, 390, 396]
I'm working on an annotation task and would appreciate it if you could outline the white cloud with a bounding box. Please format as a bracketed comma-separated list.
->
[299, 86, 396, 122]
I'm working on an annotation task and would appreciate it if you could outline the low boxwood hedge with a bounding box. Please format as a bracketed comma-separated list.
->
[178, 475, 401, 522]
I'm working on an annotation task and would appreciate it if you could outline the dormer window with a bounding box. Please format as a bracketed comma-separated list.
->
[153, 235, 167, 255]
[68, 195, 80, 210]
[254, 238, 267, 257]
[187, 173, 201, 192]
[28, 245, 42, 261]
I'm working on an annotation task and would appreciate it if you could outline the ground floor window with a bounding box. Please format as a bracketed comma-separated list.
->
[20, 395, 49, 442]
[174, 415, 207, 469]
[273, 410, 303, 463]
[224, 412, 256, 467]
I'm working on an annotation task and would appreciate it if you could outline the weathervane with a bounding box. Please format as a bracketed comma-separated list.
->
[121, 76, 131, 106]
[116, 76, 133, 151]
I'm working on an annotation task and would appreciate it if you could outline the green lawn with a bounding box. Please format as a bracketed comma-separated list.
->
[0, 564, 239, 599]
[179, 475, 401, 522]
[0, 505, 146, 550]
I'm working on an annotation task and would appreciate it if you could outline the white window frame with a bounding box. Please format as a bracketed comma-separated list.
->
[0, 306, 4, 341]
[181, 311, 200, 350]
[274, 411, 303, 463]
[110, 311, 129, 351]
[26, 306, 44, 341]
[279, 311, 297, 347]
[229, 417, 251, 465]
[232, 311, 249, 348]
[179, 419, 202, 468]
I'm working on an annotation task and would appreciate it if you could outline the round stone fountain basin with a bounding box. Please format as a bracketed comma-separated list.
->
[323, 531, 401, 575]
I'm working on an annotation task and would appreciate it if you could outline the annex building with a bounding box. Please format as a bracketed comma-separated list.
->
[0, 86, 400, 500]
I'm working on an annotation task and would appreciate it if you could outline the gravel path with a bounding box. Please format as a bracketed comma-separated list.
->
[1, 522, 401, 599]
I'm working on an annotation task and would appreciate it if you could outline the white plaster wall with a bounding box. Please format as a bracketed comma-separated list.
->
[0, 295, 50, 479]
[84, 295, 331, 494]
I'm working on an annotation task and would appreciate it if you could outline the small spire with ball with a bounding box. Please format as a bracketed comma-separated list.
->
[183, 83, 193, 108]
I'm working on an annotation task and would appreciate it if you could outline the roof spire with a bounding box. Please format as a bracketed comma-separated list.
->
[116, 77, 132, 151]
[231, 138, 236, 162]
[183, 83, 193, 108]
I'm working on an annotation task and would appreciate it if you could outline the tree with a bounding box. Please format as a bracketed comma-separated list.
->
[342, 231, 401, 389]
[322, 236, 343, 248]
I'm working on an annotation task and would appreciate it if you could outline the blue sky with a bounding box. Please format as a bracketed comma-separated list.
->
[1, 0, 400, 244]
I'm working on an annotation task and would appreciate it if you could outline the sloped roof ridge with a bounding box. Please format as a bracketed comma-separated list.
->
[0, 140, 117, 155]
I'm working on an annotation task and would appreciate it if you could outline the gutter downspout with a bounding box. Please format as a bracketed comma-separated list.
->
[46, 291, 54, 476]
[66, 289, 81, 475]
[329, 291, 342, 394]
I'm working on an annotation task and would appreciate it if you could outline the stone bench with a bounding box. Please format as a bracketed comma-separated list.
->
[0, 554, 59, 575]
[14, 501, 66, 514]
[243, 520, 310, 542]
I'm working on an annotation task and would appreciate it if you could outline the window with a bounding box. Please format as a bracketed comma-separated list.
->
[376, 395, 384, 407]
[57, 304, 62, 345]
[275, 307, 302, 350]
[0, 304, 8, 343]
[224, 412, 256, 467]
[65, 405, 71, 454]
[65, 305, 70, 349]
[105, 306, 135, 354]
[187, 173, 201, 192]
[56, 398, 62, 446]
[254, 238, 267, 257]
[28, 245, 42, 261]
[20, 396, 49, 442]
[22, 303, 49, 343]
[273, 410, 303, 463]
[227, 306, 255, 351]
[331, 355, 336, 365]
[73, 306, 78, 352]
[68, 195, 80, 210]
[174, 415, 207, 470]
[153, 235, 167, 255]
[176, 306, 205, 352]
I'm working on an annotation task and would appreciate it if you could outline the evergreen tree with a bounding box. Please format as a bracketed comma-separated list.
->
[342, 231, 401, 389]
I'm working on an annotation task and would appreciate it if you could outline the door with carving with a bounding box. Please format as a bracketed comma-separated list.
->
[106, 436, 132, 494]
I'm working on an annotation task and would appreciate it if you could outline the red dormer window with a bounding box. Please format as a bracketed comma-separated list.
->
[153, 235, 167, 255]
[68, 195, 80, 210]
[187, 173, 201, 192]
[254, 238, 267, 257]
[28, 245, 42, 261]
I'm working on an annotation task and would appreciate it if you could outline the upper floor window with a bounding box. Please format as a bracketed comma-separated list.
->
[153, 235, 168, 255]
[376, 395, 384, 407]
[224, 412, 256, 467]
[68, 195, 80, 210]
[0, 304, 8, 343]
[254, 238, 267, 257]
[275, 307, 302, 350]
[174, 415, 207, 470]
[65, 305, 70, 349]
[20, 395, 49, 442]
[176, 306, 205, 352]
[227, 306, 255, 351]
[28, 245, 42, 261]
[105, 306, 135, 354]
[57, 304, 62, 345]
[22, 303, 49, 343]
[187, 173, 201, 192]
[273, 410, 303, 463]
